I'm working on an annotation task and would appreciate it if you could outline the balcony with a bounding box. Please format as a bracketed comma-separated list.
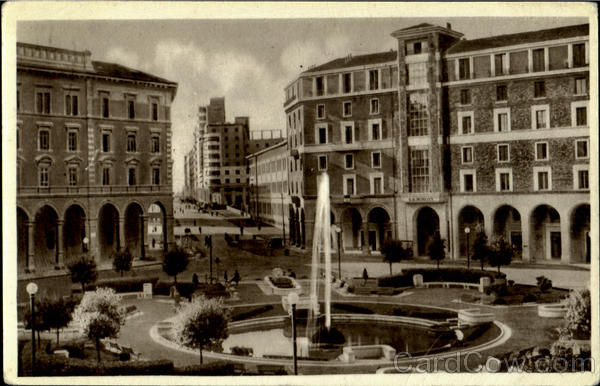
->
[17, 185, 171, 197]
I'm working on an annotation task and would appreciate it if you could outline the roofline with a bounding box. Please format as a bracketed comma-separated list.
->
[246, 139, 288, 158]
[391, 25, 463, 40]
[18, 41, 91, 56]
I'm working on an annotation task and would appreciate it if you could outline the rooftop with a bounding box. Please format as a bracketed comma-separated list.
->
[92, 61, 176, 85]
[303, 50, 397, 73]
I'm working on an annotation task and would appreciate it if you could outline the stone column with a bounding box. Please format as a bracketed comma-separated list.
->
[362, 222, 370, 254]
[119, 217, 126, 252]
[521, 218, 531, 262]
[140, 215, 147, 260]
[88, 218, 99, 262]
[26, 221, 35, 272]
[56, 220, 64, 268]
[560, 218, 571, 264]
[165, 215, 174, 251]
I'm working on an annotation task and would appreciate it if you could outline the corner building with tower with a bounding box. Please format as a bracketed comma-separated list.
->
[282, 23, 590, 263]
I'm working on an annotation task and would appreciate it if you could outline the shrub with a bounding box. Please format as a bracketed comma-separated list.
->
[231, 305, 274, 321]
[163, 247, 190, 285]
[113, 249, 133, 277]
[536, 276, 553, 293]
[84, 277, 159, 293]
[124, 305, 137, 314]
[174, 361, 235, 375]
[561, 289, 590, 340]
[381, 239, 412, 275]
[67, 258, 98, 293]
[61, 340, 85, 359]
[485, 283, 508, 297]
[347, 286, 355, 294]
[522, 294, 538, 303]
[508, 280, 515, 287]
[460, 294, 478, 303]
[492, 297, 507, 305]
[377, 268, 504, 287]
[119, 352, 131, 361]
[269, 277, 294, 288]
[231, 346, 253, 356]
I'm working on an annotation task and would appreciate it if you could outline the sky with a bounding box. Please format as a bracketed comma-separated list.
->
[16, 14, 589, 193]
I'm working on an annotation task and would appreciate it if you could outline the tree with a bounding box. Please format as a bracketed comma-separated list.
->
[471, 231, 489, 270]
[381, 240, 411, 275]
[561, 288, 590, 340]
[488, 236, 515, 273]
[72, 288, 125, 362]
[163, 247, 190, 285]
[172, 295, 229, 364]
[67, 257, 98, 293]
[113, 249, 133, 277]
[42, 297, 76, 347]
[428, 232, 446, 270]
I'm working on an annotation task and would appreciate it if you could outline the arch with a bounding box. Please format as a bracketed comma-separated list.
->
[493, 205, 522, 258]
[63, 204, 87, 262]
[148, 201, 168, 253]
[34, 205, 59, 269]
[96, 199, 121, 218]
[457, 205, 484, 258]
[530, 205, 561, 261]
[570, 204, 590, 263]
[415, 206, 439, 256]
[99, 203, 120, 260]
[341, 207, 362, 250]
[124, 202, 144, 258]
[17, 207, 29, 271]
[367, 207, 391, 252]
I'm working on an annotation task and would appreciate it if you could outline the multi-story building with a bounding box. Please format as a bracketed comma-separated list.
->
[282, 23, 590, 264]
[16, 42, 178, 273]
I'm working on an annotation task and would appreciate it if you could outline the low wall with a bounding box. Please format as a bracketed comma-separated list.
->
[341, 345, 396, 362]
[538, 303, 567, 318]
[458, 308, 494, 325]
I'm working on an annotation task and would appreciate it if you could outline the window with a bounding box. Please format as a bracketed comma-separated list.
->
[408, 93, 428, 136]
[575, 139, 589, 159]
[496, 85, 507, 101]
[460, 169, 476, 192]
[461, 146, 473, 164]
[316, 104, 325, 119]
[494, 53, 507, 76]
[128, 167, 137, 185]
[532, 48, 545, 72]
[572, 43, 586, 67]
[576, 107, 587, 126]
[151, 102, 159, 121]
[318, 155, 327, 171]
[534, 81, 546, 98]
[316, 124, 328, 144]
[343, 174, 356, 195]
[102, 166, 111, 185]
[370, 98, 379, 114]
[152, 168, 160, 185]
[535, 142, 549, 161]
[575, 78, 587, 95]
[343, 101, 352, 117]
[151, 135, 160, 153]
[534, 167, 551, 191]
[67, 130, 78, 152]
[458, 58, 470, 80]
[496, 168, 513, 192]
[410, 149, 429, 192]
[102, 97, 110, 118]
[341, 122, 355, 144]
[370, 173, 384, 195]
[344, 153, 354, 169]
[102, 133, 111, 152]
[36, 90, 51, 114]
[369, 69, 379, 90]
[342, 73, 353, 93]
[371, 152, 381, 168]
[128, 100, 135, 119]
[65, 94, 79, 116]
[494, 108, 511, 132]
[459, 89, 471, 105]
[39, 129, 50, 150]
[68, 166, 78, 186]
[573, 165, 589, 190]
[412, 41, 422, 54]
[531, 105, 549, 130]
[39, 166, 49, 187]
[316, 76, 324, 96]
[369, 119, 382, 141]
[497, 144, 510, 162]
[458, 112, 474, 134]
[127, 134, 137, 152]
[407, 62, 427, 86]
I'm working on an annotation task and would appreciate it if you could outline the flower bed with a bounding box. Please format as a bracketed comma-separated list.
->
[377, 268, 505, 288]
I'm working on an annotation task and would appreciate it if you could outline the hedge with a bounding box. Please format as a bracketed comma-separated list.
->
[81, 277, 159, 293]
[231, 304, 274, 322]
[377, 268, 506, 288]
[153, 281, 229, 300]
[174, 361, 235, 375]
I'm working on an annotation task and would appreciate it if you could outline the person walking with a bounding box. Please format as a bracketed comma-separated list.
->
[362, 268, 369, 286]
[224, 270, 228, 284]
[232, 270, 241, 285]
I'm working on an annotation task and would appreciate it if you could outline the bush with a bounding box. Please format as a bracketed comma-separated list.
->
[508, 280, 515, 286]
[492, 297, 507, 305]
[231, 305, 274, 321]
[269, 277, 294, 288]
[347, 286, 355, 294]
[61, 341, 86, 359]
[231, 346, 253, 356]
[119, 352, 131, 361]
[174, 361, 235, 375]
[460, 294, 478, 303]
[84, 277, 159, 293]
[522, 294, 538, 303]
[536, 276, 553, 293]
[485, 283, 508, 297]
[124, 305, 137, 314]
[377, 268, 504, 287]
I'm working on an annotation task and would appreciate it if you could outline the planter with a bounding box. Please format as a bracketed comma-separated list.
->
[263, 276, 302, 296]
[412, 274, 424, 287]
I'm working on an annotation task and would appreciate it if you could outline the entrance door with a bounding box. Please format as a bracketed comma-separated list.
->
[510, 231, 522, 258]
[550, 232, 561, 259]
[368, 231, 377, 251]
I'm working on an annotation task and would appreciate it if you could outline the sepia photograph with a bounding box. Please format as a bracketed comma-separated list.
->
[2, 2, 598, 384]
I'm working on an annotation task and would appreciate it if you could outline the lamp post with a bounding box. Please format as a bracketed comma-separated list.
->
[287, 292, 299, 375]
[26, 282, 38, 375]
[464, 227, 471, 270]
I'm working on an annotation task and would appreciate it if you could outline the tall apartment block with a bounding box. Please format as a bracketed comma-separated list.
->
[17, 42, 178, 273]
[282, 23, 590, 263]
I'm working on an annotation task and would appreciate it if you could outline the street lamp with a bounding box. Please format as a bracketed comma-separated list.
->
[332, 225, 341, 279]
[464, 227, 471, 270]
[26, 282, 38, 375]
[287, 291, 299, 375]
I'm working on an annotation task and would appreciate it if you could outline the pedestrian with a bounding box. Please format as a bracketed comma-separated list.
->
[192, 273, 199, 287]
[289, 270, 296, 279]
[198, 226, 202, 234]
[232, 269, 241, 285]
[224, 270, 228, 283]
[258, 223, 262, 231]
[240, 225, 244, 236]
[362, 268, 369, 286]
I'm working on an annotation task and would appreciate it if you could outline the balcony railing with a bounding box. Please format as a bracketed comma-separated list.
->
[18, 185, 171, 196]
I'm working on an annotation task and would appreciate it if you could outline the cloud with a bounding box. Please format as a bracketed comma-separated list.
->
[105, 47, 141, 70]
[279, 34, 354, 76]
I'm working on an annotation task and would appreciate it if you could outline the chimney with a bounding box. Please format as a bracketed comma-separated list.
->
[446, 23, 452, 30]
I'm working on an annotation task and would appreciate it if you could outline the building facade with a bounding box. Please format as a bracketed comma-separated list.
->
[282, 23, 590, 264]
[16, 42, 178, 273]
